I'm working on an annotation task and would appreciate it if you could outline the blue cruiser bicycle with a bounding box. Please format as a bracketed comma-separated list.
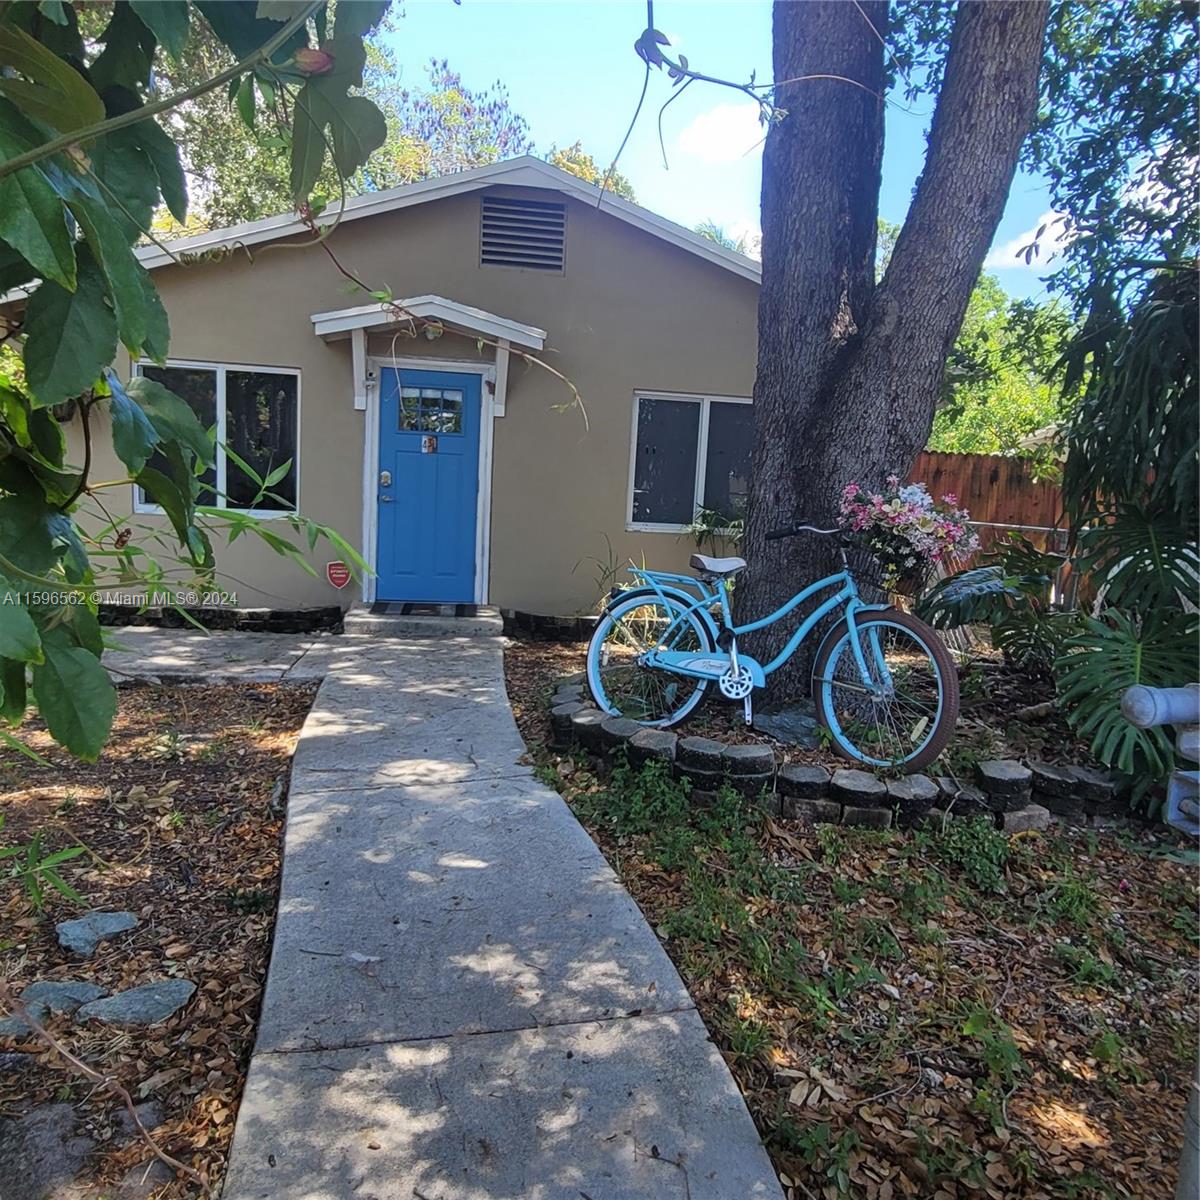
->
[586, 524, 959, 772]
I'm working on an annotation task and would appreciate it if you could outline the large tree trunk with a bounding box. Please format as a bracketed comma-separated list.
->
[739, 0, 1049, 698]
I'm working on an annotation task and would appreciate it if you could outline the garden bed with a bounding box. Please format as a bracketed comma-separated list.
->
[504, 634, 1200, 1199]
[505, 635, 1104, 782]
[0, 682, 315, 1198]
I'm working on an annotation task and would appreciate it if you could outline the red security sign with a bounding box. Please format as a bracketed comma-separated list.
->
[326, 561, 351, 590]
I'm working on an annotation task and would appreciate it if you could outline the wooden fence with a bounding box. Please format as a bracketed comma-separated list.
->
[908, 450, 1066, 553]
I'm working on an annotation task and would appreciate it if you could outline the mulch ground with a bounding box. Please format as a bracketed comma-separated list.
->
[503, 634, 1200, 1200]
[0, 682, 315, 1197]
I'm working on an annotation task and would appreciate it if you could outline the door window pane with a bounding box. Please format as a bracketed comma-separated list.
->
[703, 402, 753, 522]
[631, 398, 700, 525]
[398, 385, 463, 434]
[139, 365, 217, 499]
[225, 370, 298, 511]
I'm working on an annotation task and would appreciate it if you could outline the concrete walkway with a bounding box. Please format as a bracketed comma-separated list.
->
[107, 628, 782, 1200]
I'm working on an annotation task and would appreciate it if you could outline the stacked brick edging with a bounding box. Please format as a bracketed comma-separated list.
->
[548, 675, 1123, 833]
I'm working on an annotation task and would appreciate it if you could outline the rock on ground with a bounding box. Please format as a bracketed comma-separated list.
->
[0, 1104, 92, 1200]
[0, 980, 107, 1037]
[76, 980, 195, 1028]
[55, 911, 138, 957]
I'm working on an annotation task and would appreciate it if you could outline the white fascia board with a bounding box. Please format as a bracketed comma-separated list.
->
[311, 294, 546, 351]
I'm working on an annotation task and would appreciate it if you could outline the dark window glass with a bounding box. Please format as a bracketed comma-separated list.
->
[703, 402, 753, 522]
[225, 370, 298, 511]
[632, 398, 700, 525]
[139, 366, 217, 500]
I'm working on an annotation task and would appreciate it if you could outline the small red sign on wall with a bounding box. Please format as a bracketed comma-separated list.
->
[326, 561, 351, 590]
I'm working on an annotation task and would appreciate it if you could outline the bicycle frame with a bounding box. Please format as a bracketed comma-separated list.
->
[624, 565, 890, 690]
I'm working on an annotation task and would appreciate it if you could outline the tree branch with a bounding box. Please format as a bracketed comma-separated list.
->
[0, 1, 322, 182]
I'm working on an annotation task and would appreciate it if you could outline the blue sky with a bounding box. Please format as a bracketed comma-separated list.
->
[382, 0, 1060, 300]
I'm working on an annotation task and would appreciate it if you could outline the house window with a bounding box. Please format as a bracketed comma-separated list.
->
[628, 393, 753, 529]
[133, 362, 299, 515]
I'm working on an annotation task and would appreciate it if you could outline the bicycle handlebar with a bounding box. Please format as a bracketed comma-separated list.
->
[764, 523, 843, 542]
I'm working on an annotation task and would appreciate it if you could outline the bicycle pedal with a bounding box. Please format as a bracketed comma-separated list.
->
[743, 694, 753, 726]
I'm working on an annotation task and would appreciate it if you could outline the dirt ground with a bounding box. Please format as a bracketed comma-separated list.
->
[0, 682, 315, 1196]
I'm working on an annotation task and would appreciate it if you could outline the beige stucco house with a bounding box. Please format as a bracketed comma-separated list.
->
[80, 156, 763, 616]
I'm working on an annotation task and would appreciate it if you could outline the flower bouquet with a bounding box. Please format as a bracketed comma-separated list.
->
[838, 476, 980, 595]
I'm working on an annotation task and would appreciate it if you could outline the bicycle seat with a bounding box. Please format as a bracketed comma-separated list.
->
[690, 553, 746, 578]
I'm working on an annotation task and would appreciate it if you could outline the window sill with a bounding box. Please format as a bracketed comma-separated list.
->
[626, 521, 690, 534]
[133, 499, 297, 521]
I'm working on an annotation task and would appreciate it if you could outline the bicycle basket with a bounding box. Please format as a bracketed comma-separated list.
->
[845, 539, 931, 602]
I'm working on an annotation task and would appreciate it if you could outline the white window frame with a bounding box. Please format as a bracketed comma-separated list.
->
[131, 359, 301, 520]
[625, 390, 752, 533]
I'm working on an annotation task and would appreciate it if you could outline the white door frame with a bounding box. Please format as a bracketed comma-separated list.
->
[363, 354, 498, 606]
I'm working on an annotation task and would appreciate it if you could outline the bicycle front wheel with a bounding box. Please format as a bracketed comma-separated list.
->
[812, 608, 959, 771]
[587, 591, 714, 727]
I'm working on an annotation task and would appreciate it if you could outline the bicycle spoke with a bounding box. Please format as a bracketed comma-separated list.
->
[592, 597, 707, 725]
[821, 618, 946, 767]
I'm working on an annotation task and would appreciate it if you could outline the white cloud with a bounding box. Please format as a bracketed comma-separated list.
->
[984, 209, 1073, 271]
[676, 102, 765, 165]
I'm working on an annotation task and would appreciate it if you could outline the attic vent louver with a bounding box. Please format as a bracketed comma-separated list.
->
[480, 195, 566, 272]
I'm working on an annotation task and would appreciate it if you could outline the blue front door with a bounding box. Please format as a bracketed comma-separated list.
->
[376, 368, 481, 602]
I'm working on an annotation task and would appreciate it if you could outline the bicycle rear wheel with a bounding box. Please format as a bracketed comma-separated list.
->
[812, 608, 959, 771]
[587, 592, 714, 727]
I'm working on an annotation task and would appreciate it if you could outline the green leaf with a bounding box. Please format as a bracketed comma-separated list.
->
[37, 2, 70, 25]
[331, 0, 390, 49]
[196, 0, 309, 61]
[88, 128, 160, 245]
[256, 0, 314, 18]
[0, 103, 76, 289]
[41, 865, 85, 904]
[135, 263, 170, 362]
[90, 4, 157, 92]
[23, 251, 116, 407]
[38, 845, 85, 868]
[48, 513, 89, 581]
[235, 75, 256, 130]
[0, 493, 56, 574]
[324, 92, 387, 179]
[291, 83, 386, 203]
[0, 24, 105, 131]
[1055, 608, 1199, 787]
[106, 370, 159, 476]
[0, 595, 41, 663]
[68, 196, 148, 353]
[962, 1011, 990, 1036]
[31, 639, 116, 760]
[289, 81, 328, 203]
[130, 118, 188, 224]
[129, 1, 190, 59]
[0, 658, 27, 724]
[125, 376, 213, 466]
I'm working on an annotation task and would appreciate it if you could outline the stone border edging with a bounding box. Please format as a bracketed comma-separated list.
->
[549, 675, 1125, 833]
[100, 604, 344, 634]
[502, 610, 600, 642]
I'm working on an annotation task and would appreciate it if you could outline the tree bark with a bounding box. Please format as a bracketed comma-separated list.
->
[739, 0, 1049, 698]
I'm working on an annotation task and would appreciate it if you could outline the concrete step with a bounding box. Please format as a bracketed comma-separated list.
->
[343, 604, 503, 637]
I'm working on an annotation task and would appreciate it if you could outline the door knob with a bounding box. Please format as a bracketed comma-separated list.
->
[379, 469, 392, 486]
